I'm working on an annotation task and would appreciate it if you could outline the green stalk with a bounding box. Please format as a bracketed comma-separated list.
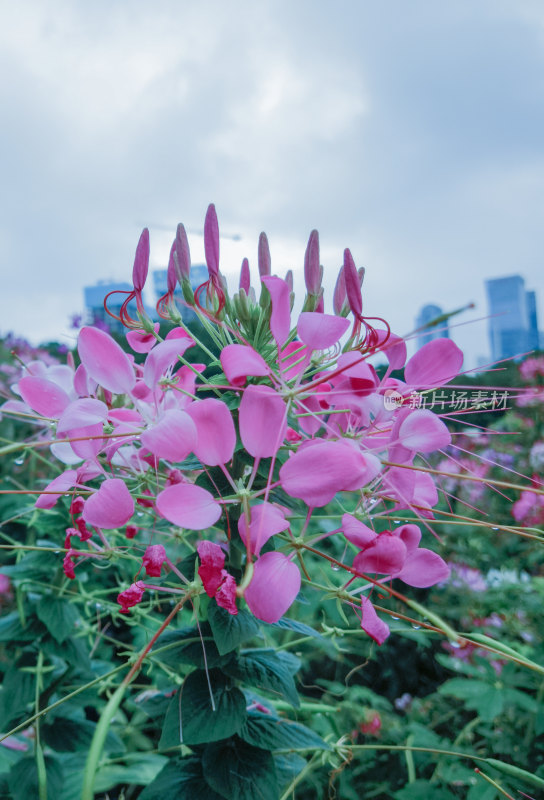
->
[81, 594, 190, 800]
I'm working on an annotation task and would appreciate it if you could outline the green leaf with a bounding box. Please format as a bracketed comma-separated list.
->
[36, 595, 79, 644]
[159, 669, 247, 748]
[224, 649, 300, 708]
[139, 758, 224, 800]
[394, 779, 456, 799]
[271, 617, 324, 639]
[43, 716, 123, 754]
[208, 604, 260, 655]
[94, 754, 169, 792]
[438, 679, 505, 721]
[467, 782, 498, 800]
[239, 711, 330, 752]
[154, 623, 230, 669]
[42, 634, 91, 674]
[8, 755, 63, 800]
[203, 738, 279, 800]
[274, 753, 307, 789]
[0, 665, 36, 729]
[0, 611, 45, 643]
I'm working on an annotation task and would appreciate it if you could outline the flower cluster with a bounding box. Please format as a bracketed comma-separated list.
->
[4, 205, 464, 644]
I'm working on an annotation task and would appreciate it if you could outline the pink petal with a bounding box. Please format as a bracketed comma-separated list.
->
[67, 422, 105, 460]
[398, 410, 451, 452]
[197, 540, 226, 596]
[140, 409, 197, 462]
[342, 514, 377, 549]
[35, 469, 78, 509]
[360, 596, 390, 645]
[118, 581, 145, 614]
[238, 503, 289, 556]
[204, 203, 220, 277]
[279, 341, 311, 380]
[335, 352, 377, 390]
[78, 327, 136, 395]
[82, 478, 135, 529]
[215, 572, 238, 615]
[132, 229, 150, 292]
[220, 344, 270, 387]
[18, 377, 70, 417]
[280, 441, 381, 507]
[143, 337, 194, 389]
[126, 324, 160, 354]
[395, 523, 422, 553]
[143, 544, 167, 577]
[353, 533, 407, 575]
[156, 483, 222, 530]
[57, 398, 108, 434]
[375, 331, 407, 371]
[404, 339, 463, 388]
[186, 398, 236, 465]
[297, 312, 350, 351]
[261, 276, 291, 347]
[239, 385, 287, 459]
[244, 552, 300, 623]
[395, 548, 450, 588]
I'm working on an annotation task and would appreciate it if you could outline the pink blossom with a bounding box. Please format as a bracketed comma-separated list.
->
[238, 503, 289, 556]
[82, 478, 135, 529]
[197, 540, 225, 596]
[239, 385, 287, 459]
[157, 483, 222, 530]
[117, 581, 146, 614]
[244, 551, 301, 623]
[143, 545, 167, 577]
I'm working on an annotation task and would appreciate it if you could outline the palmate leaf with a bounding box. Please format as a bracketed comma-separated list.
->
[139, 758, 224, 800]
[8, 755, 63, 800]
[153, 623, 230, 669]
[208, 603, 260, 655]
[159, 669, 247, 748]
[202, 738, 279, 800]
[36, 595, 80, 644]
[239, 710, 330, 752]
[224, 649, 300, 708]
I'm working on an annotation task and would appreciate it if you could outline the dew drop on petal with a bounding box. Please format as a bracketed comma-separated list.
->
[411, 624, 421, 630]
[14, 457, 24, 466]
[449, 639, 461, 649]
[391, 615, 400, 621]
[331, 563, 341, 572]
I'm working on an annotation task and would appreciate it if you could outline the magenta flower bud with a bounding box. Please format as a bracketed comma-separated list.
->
[174, 222, 191, 282]
[117, 581, 145, 614]
[63, 552, 76, 580]
[239, 257, 251, 293]
[197, 540, 226, 597]
[142, 544, 167, 578]
[70, 496, 85, 515]
[204, 203, 220, 277]
[343, 248, 362, 318]
[258, 232, 271, 277]
[333, 266, 347, 315]
[125, 524, 138, 539]
[284, 269, 294, 292]
[304, 229, 320, 294]
[166, 241, 177, 293]
[132, 228, 150, 293]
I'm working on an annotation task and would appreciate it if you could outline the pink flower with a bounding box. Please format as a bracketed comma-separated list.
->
[117, 581, 146, 614]
[143, 545, 167, 577]
[197, 541, 238, 615]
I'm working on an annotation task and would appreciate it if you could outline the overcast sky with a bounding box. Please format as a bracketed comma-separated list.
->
[1, 0, 544, 368]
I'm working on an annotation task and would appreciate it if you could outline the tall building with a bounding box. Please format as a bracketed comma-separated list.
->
[152, 264, 208, 324]
[415, 304, 450, 350]
[485, 275, 540, 362]
[526, 290, 540, 352]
